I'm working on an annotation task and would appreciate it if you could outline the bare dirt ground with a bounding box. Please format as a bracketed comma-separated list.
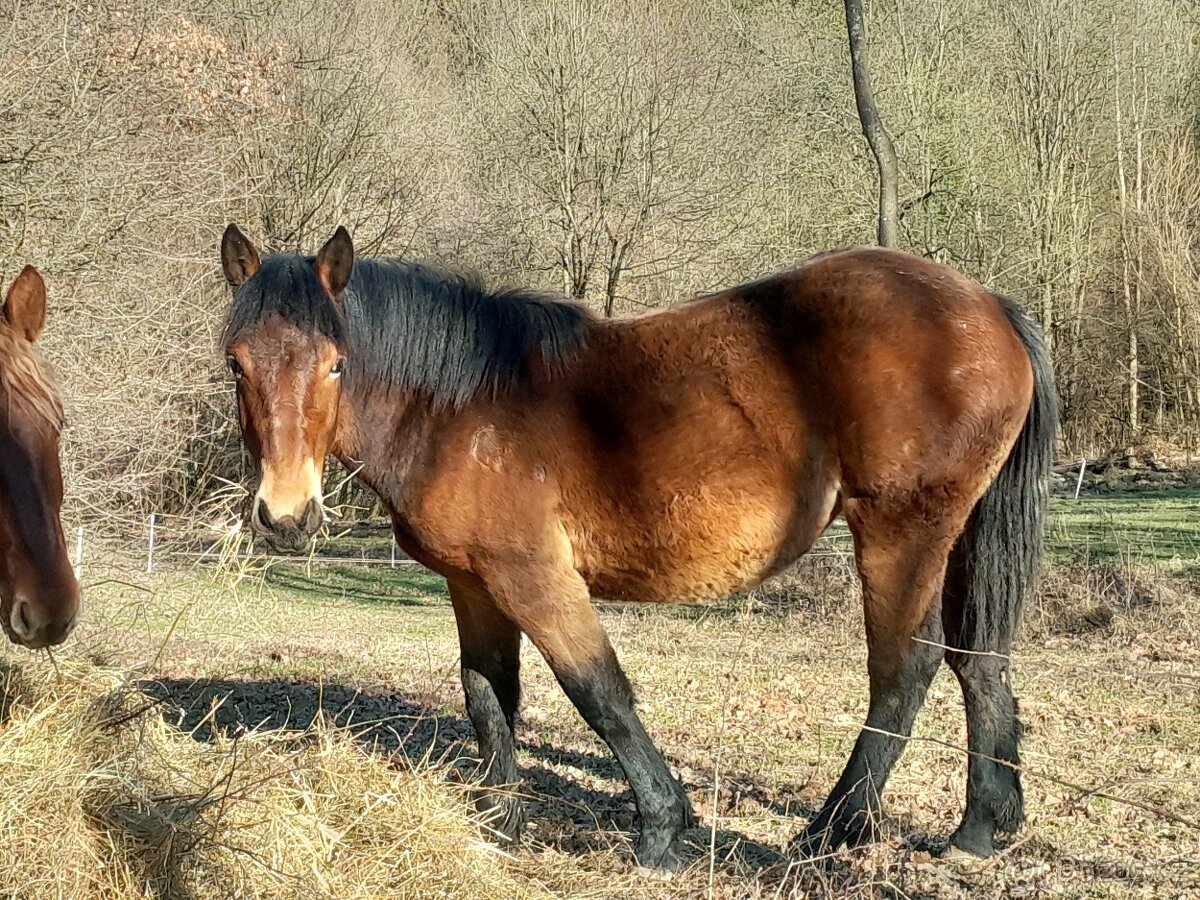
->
[41, 538, 1199, 900]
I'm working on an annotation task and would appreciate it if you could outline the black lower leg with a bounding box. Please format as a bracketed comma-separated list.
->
[945, 652, 1024, 856]
[555, 646, 695, 869]
[461, 659, 524, 838]
[451, 586, 524, 840]
[796, 621, 944, 855]
[485, 564, 693, 869]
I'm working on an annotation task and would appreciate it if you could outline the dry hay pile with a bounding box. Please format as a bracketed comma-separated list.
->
[0, 655, 612, 899]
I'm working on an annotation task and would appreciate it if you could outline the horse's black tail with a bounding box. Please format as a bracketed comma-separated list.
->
[956, 294, 1058, 654]
[941, 295, 1056, 850]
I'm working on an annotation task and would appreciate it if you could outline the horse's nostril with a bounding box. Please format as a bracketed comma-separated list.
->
[13, 600, 32, 638]
[253, 500, 275, 532]
[302, 498, 323, 533]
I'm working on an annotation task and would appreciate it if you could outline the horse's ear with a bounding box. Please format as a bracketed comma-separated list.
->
[221, 223, 261, 287]
[315, 226, 354, 300]
[3, 265, 46, 343]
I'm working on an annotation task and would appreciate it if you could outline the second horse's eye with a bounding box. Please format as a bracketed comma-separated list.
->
[227, 357, 243, 378]
[331, 358, 346, 377]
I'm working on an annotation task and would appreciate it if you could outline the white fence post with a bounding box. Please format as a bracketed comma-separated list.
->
[391, 535, 397, 568]
[1073, 457, 1086, 500]
[147, 513, 157, 574]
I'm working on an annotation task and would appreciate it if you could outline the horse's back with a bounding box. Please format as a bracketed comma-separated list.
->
[545, 248, 1033, 600]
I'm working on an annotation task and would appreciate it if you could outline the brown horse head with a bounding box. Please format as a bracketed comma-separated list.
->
[0, 266, 79, 649]
[220, 224, 353, 553]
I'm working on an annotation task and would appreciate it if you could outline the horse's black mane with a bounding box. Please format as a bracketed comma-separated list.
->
[222, 254, 593, 409]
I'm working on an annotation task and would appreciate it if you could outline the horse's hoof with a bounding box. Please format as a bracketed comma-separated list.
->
[941, 845, 986, 862]
[476, 793, 525, 843]
[789, 831, 825, 858]
[633, 862, 681, 881]
[937, 843, 992, 877]
[947, 826, 994, 859]
[788, 830, 840, 868]
[791, 813, 884, 865]
[634, 828, 687, 872]
[791, 816, 870, 858]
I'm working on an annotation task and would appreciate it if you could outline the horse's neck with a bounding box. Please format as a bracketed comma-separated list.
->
[333, 385, 436, 514]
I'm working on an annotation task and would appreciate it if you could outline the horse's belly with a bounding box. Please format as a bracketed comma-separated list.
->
[580, 485, 835, 603]
[587, 547, 776, 603]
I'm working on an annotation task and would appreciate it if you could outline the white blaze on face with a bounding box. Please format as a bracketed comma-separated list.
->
[256, 455, 323, 523]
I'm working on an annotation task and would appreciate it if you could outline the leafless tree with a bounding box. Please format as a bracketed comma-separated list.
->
[3, 0, 1200, 526]
[843, 0, 899, 248]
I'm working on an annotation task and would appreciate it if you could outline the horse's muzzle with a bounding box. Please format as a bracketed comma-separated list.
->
[250, 496, 323, 554]
[6, 594, 78, 649]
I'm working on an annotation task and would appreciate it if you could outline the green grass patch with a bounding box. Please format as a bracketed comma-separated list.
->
[1047, 488, 1200, 569]
[263, 563, 448, 607]
[797, 489, 1200, 573]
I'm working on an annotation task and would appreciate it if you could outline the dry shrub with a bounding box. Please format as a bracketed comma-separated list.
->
[105, 14, 287, 123]
[1025, 562, 1195, 639]
[753, 553, 861, 620]
[0, 655, 617, 899]
[755, 554, 1198, 648]
[0, 0, 468, 530]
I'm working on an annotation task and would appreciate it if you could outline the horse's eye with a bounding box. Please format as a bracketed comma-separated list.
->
[331, 358, 346, 377]
[227, 357, 243, 378]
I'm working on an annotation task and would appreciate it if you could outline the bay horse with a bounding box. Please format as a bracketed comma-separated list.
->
[0, 266, 79, 649]
[219, 224, 1055, 869]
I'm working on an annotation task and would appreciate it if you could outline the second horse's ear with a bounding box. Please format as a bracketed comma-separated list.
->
[221, 223, 261, 287]
[3, 265, 47, 343]
[315, 226, 354, 300]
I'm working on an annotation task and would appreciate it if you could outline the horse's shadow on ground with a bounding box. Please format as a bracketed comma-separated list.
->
[136, 676, 793, 873]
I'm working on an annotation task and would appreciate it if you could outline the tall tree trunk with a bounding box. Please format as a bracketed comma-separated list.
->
[1113, 16, 1143, 443]
[844, 0, 899, 248]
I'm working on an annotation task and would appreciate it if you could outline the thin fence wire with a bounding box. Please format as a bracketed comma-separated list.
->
[65, 513, 857, 579]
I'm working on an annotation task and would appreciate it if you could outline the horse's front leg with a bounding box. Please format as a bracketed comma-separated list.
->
[448, 579, 525, 841]
[483, 560, 696, 870]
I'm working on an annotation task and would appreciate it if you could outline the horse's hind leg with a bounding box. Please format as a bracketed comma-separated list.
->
[942, 544, 1024, 857]
[794, 498, 961, 856]
[449, 580, 525, 841]
[483, 562, 695, 870]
